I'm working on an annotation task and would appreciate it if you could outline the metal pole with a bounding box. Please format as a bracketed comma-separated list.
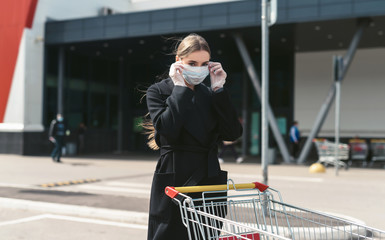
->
[87, 57, 92, 128]
[261, 0, 269, 185]
[334, 56, 342, 176]
[297, 20, 368, 164]
[57, 46, 65, 116]
[334, 81, 341, 175]
[233, 34, 291, 164]
[241, 70, 249, 158]
[341, 20, 368, 79]
[117, 58, 124, 153]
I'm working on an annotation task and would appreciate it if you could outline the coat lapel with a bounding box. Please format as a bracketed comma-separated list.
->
[156, 79, 212, 145]
[194, 84, 216, 133]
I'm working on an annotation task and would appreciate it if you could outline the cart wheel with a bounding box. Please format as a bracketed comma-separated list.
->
[344, 164, 349, 170]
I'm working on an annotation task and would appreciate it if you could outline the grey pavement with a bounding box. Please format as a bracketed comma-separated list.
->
[0, 153, 384, 240]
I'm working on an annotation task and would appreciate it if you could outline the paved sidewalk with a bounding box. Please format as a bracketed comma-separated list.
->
[0, 153, 384, 239]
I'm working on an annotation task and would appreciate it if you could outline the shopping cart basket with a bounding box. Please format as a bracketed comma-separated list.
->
[348, 138, 369, 167]
[165, 180, 385, 240]
[369, 139, 385, 168]
[313, 139, 349, 169]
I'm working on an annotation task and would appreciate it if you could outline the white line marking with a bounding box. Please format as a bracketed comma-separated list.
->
[229, 174, 324, 183]
[0, 197, 148, 225]
[0, 215, 47, 227]
[45, 214, 148, 230]
[105, 181, 151, 189]
[76, 185, 150, 194]
[0, 183, 42, 189]
[0, 214, 147, 230]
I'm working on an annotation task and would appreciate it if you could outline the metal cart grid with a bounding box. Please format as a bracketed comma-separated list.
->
[313, 139, 350, 169]
[370, 139, 385, 167]
[349, 139, 369, 167]
[166, 180, 385, 240]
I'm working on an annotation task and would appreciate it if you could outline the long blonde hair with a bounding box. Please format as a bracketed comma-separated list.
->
[143, 33, 211, 150]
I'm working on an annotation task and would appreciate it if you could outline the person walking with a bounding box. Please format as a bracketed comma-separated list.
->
[49, 113, 66, 163]
[144, 33, 242, 240]
[290, 120, 301, 159]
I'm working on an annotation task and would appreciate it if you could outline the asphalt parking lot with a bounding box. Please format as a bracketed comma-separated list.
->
[0, 154, 384, 239]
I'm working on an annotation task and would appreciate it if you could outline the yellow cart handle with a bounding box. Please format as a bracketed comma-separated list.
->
[165, 182, 269, 199]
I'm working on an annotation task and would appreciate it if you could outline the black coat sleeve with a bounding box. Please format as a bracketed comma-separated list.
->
[146, 84, 194, 141]
[212, 88, 243, 141]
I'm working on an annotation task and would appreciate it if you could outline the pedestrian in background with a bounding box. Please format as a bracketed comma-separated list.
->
[290, 120, 301, 160]
[49, 113, 66, 163]
[144, 33, 242, 240]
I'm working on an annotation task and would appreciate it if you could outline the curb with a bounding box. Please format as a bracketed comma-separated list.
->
[0, 197, 148, 226]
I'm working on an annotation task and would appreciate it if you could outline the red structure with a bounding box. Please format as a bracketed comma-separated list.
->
[0, 0, 38, 122]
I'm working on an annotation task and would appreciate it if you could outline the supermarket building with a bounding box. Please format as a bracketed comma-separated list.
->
[1, 0, 385, 158]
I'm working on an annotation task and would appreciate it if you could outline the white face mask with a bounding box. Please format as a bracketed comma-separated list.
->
[182, 65, 209, 85]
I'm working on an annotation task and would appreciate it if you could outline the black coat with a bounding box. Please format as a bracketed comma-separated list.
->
[146, 78, 242, 240]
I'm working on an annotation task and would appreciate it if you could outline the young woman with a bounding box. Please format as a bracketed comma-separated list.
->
[146, 33, 242, 240]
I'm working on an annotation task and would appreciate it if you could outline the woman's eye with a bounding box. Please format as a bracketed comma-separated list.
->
[188, 63, 195, 66]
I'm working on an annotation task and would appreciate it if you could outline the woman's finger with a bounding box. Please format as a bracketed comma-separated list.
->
[173, 61, 184, 70]
[211, 69, 224, 75]
[210, 67, 226, 76]
[210, 65, 222, 72]
[173, 65, 184, 74]
[209, 62, 221, 69]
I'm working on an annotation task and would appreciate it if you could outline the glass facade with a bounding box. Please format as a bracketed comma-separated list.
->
[45, 48, 120, 129]
[44, 47, 123, 153]
[43, 30, 295, 155]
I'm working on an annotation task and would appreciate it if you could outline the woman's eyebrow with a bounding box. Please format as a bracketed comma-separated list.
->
[187, 60, 209, 65]
[188, 60, 209, 63]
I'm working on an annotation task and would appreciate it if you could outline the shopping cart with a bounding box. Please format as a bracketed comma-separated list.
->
[348, 138, 369, 167]
[313, 139, 349, 169]
[369, 139, 385, 168]
[165, 180, 385, 240]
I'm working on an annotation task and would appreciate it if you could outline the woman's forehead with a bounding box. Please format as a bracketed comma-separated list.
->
[184, 50, 210, 62]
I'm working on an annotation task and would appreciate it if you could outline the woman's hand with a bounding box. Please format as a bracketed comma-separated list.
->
[169, 61, 186, 87]
[209, 62, 226, 91]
